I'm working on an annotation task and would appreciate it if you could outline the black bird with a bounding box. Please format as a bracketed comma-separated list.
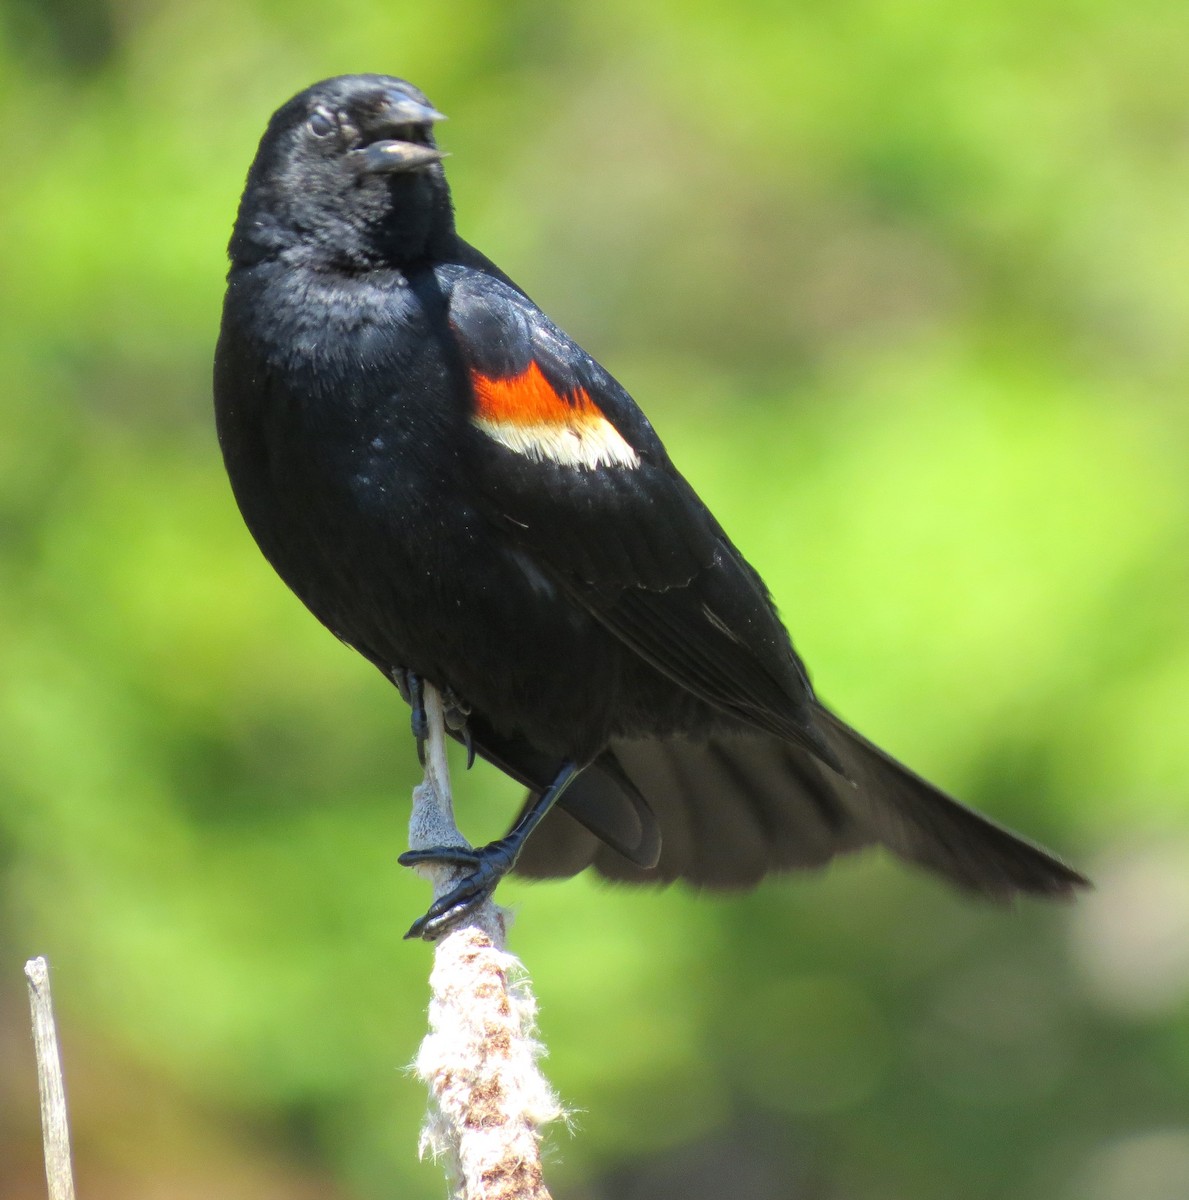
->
[214, 75, 1087, 939]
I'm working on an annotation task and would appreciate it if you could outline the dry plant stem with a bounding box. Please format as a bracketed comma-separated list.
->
[409, 684, 562, 1200]
[24, 956, 77, 1200]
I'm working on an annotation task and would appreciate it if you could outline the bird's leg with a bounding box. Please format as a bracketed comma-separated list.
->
[392, 668, 429, 765]
[400, 760, 583, 941]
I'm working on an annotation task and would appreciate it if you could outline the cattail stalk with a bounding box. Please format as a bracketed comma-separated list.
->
[408, 684, 563, 1200]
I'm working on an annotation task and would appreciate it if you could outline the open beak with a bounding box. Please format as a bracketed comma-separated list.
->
[354, 93, 447, 175]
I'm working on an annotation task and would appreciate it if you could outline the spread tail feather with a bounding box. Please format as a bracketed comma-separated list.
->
[513, 707, 1088, 900]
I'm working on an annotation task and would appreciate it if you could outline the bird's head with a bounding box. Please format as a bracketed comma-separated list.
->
[228, 74, 453, 269]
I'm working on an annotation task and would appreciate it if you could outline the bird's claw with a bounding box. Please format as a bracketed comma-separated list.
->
[442, 689, 475, 770]
[411, 708, 428, 766]
[393, 671, 472, 770]
[398, 840, 515, 940]
[393, 670, 429, 765]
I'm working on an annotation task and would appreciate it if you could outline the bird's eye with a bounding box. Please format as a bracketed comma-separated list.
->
[307, 109, 336, 138]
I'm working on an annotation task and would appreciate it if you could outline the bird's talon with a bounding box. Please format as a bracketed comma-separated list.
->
[403, 672, 429, 765]
[442, 687, 471, 729]
[402, 881, 493, 940]
[399, 846, 478, 869]
[399, 840, 519, 939]
[440, 689, 476, 767]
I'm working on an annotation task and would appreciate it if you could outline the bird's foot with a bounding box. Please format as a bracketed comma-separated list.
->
[391, 669, 429, 764]
[398, 838, 516, 940]
[400, 762, 581, 941]
[441, 687, 475, 769]
[392, 670, 474, 769]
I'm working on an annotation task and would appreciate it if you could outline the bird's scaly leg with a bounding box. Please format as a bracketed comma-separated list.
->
[401, 705, 581, 940]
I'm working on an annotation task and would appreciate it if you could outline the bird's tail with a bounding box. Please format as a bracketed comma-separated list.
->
[513, 707, 1088, 900]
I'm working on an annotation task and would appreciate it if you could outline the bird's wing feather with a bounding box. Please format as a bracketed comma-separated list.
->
[446, 272, 825, 749]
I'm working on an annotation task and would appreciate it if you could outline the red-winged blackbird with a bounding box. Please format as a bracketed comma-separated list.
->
[214, 75, 1087, 939]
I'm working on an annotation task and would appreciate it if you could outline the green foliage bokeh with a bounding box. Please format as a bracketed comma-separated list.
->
[1, 2, 1187, 1198]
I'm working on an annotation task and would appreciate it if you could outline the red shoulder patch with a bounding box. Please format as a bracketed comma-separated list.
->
[468, 362, 640, 470]
[470, 361, 596, 427]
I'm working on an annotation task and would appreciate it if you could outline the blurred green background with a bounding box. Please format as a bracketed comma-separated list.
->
[1, 1, 1187, 1197]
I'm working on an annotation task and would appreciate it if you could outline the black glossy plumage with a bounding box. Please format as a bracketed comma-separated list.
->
[214, 75, 1087, 904]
